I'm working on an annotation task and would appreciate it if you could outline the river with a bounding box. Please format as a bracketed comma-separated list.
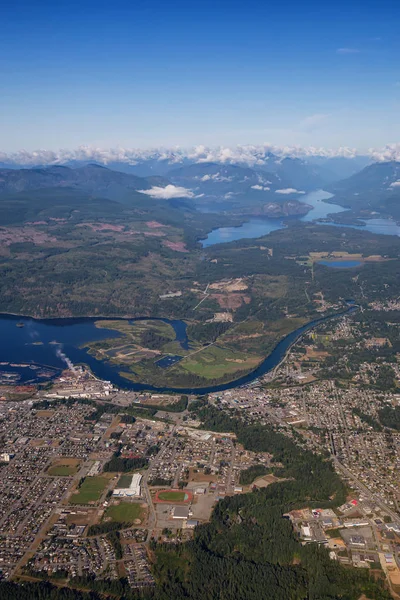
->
[0, 308, 356, 395]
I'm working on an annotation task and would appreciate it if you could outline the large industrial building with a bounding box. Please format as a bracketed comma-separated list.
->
[172, 506, 190, 519]
[113, 473, 142, 497]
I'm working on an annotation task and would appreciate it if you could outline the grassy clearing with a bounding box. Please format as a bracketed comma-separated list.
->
[105, 502, 143, 523]
[69, 476, 108, 505]
[94, 319, 175, 340]
[48, 458, 81, 477]
[88, 319, 178, 368]
[325, 528, 344, 538]
[48, 465, 77, 476]
[179, 345, 261, 379]
[158, 490, 186, 502]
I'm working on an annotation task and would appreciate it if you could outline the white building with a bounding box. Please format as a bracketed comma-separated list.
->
[87, 461, 101, 477]
[113, 473, 142, 497]
[301, 525, 312, 540]
[0, 453, 13, 463]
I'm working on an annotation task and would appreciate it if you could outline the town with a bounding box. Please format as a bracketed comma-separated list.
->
[0, 308, 399, 595]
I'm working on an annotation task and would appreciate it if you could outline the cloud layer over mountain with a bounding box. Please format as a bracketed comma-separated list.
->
[0, 144, 367, 167]
[0, 143, 399, 170]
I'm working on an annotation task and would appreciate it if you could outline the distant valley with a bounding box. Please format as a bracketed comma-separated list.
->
[1, 151, 400, 388]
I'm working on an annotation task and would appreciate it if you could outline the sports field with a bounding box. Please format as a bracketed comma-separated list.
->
[47, 458, 81, 477]
[105, 502, 144, 523]
[155, 489, 192, 503]
[69, 476, 108, 505]
[116, 474, 133, 488]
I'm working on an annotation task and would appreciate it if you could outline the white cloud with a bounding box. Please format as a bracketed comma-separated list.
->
[139, 184, 196, 199]
[251, 184, 270, 191]
[275, 188, 305, 195]
[389, 180, 400, 188]
[336, 47, 360, 54]
[195, 172, 233, 182]
[0, 143, 391, 170]
[370, 144, 400, 162]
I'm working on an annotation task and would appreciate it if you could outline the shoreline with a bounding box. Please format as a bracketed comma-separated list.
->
[0, 305, 357, 394]
[0, 312, 187, 324]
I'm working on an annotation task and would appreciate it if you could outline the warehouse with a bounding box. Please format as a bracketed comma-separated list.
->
[113, 473, 142, 497]
[172, 506, 190, 519]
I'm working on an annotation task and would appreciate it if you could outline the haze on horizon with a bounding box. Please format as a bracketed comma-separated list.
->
[1, 0, 400, 153]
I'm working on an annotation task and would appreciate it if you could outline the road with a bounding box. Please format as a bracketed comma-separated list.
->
[333, 458, 400, 525]
[142, 423, 178, 542]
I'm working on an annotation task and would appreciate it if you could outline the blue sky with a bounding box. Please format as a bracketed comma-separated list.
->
[0, 0, 399, 152]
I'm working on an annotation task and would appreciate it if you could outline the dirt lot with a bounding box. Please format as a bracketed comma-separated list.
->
[251, 474, 280, 489]
[139, 394, 182, 407]
[30, 439, 45, 447]
[210, 293, 251, 310]
[188, 469, 218, 483]
[163, 240, 188, 252]
[65, 508, 100, 527]
[146, 221, 167, 229]
[190, 493, 217, 522]
[36, 410, 54, 417]
[77, 222, 126, 232]
[305, 347, 329, 360]
[209, 279, 249, 292]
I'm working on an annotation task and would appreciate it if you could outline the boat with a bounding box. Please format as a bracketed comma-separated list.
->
[16, 322, 25, 328]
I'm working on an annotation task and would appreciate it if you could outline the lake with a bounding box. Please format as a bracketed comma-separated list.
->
[323, 218, 400, 237]
[317, 260, 362, 269]
[200, 190, 345, 247]
[201, 217, 286, 247]
[0, 308, 356, 394]
[200, 190, 400, 247]
[299, 190, 344, 221]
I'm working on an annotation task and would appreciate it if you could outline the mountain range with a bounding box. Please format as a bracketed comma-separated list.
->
[0, 164, 169, 202]
[1, 153, 399, 221]
[328, 161, 400, 219]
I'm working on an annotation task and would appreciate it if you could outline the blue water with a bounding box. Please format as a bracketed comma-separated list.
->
[300, 190, 345, 221]
[165, 319, 189, 351]
[295, 191, 400, 236]
[317, 260, 362, 268]
[0, 315, 189, 383]
[200, 190, 400, 247]
[321, 218, 400, 237]
[0, 308, 356, 394]
[201, 218, 285, 247]
[201, 190, 347, 247]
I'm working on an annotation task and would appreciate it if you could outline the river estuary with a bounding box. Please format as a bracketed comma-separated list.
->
[0, 308, 356, 394]
[1, 187, 389, 394]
